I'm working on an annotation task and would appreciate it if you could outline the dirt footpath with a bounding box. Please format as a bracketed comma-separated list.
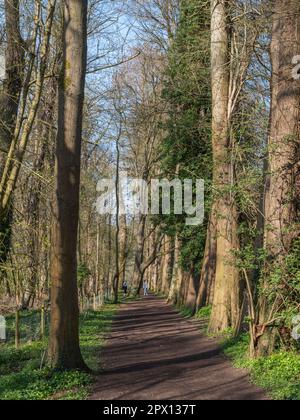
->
[90, 296, 267, 400]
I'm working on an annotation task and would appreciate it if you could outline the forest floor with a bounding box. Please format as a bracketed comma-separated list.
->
[89, 295, 267, 400]
[0, 306, 117, 400]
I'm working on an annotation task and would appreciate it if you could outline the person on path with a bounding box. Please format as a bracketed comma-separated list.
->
[143, 280, 149, 296]
[122, 281, 128, 298]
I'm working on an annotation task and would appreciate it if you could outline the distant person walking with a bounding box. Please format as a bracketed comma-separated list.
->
[122, 281, 128, 298]
[143, 280, 149, 296]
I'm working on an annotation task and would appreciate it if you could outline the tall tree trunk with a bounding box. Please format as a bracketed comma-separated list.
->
[255, 0, 300, 356]
[113, 133, 121, 303]
[133, 214, 147, 294]
[0, 0, 24, 167]
[161, 235, 174, 296]
[23, 84, 56, 309]
[48, 0, 88, 370]
[208, 0, 241, 333]
[0, 0, 24, 269]
[185, 268, 199, 311]
[23, 140, 46, 309]
[119, 214, 127, 286]
[146, 228, 156, 289]
[153, 255, 160, 292]
[197, 211, 217, 309]
[168, 235, 184, 305]
[106, 214, 112, 300]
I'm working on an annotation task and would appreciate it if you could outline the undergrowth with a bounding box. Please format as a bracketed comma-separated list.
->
[0, 305, 117, 400]
[223, 333, 300, 400]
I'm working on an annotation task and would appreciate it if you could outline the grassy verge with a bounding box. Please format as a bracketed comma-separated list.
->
[0, 304, 117, 400]
[177, 305, 194, 318]
[222, 333, 300, 400]
[176, 303, 300, 400]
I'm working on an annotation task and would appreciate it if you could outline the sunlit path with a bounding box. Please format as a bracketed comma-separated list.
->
[90, 296, 267, 401]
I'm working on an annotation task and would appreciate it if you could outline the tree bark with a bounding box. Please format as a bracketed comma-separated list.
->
[184, 268, 199, 311]
[0, 0, 24, 268]
[208, 0, 241, 333]
[113, 132, 121, 303]
[197, 211, 217, 309]
[48, 0, 88, 370]
[0, 0, 24, 165]
[161, 235, 174, 296]
[23, 85, 56, 309]
[133, 214, 147, 293]
[119, 214, 127, 286]
[255, 0, 300, 356]
[168, 235, 184, 305]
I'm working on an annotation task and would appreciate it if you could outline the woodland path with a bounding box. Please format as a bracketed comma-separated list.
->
[90, 295, 267, 400]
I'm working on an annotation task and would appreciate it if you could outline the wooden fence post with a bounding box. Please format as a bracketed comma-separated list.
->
[40, 305, 45, 339]
[15, 309, 20, 350]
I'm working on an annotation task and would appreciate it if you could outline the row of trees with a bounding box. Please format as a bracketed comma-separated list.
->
[122, 0, 300, 360]
[0, 0, 299, 370]
[0, 0, 105, 369]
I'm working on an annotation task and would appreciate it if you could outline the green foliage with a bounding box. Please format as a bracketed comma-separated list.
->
[177, 305, 194, 318]
[222, 333, 250, 362]
[223, 334, 300, 400]
[0, 342, 45, 376]
[180, 225, 207, 273]
[0, 367, 91, 400]
[159, 0, 212, 274]
[248, 353, 300, 400]
[232, 233, 300, 353]
[0, 305, 117, 400]
[77, 263, 91, 287]
[195, 305, 212, 320]
[80, 308, 116, 369]
[256, 238, 300, 351]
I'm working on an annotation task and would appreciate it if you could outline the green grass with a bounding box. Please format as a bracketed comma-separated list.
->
[0, 305, 117, 400]
[154, 291, 167, 299]
[223, 333, 300, 400]
[175, 302, 211, 319]
[195, 305, 212, 320]
[176, 303, 300, 400]
[177, 305, 194, 318]
[177, 304, 212, 321]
